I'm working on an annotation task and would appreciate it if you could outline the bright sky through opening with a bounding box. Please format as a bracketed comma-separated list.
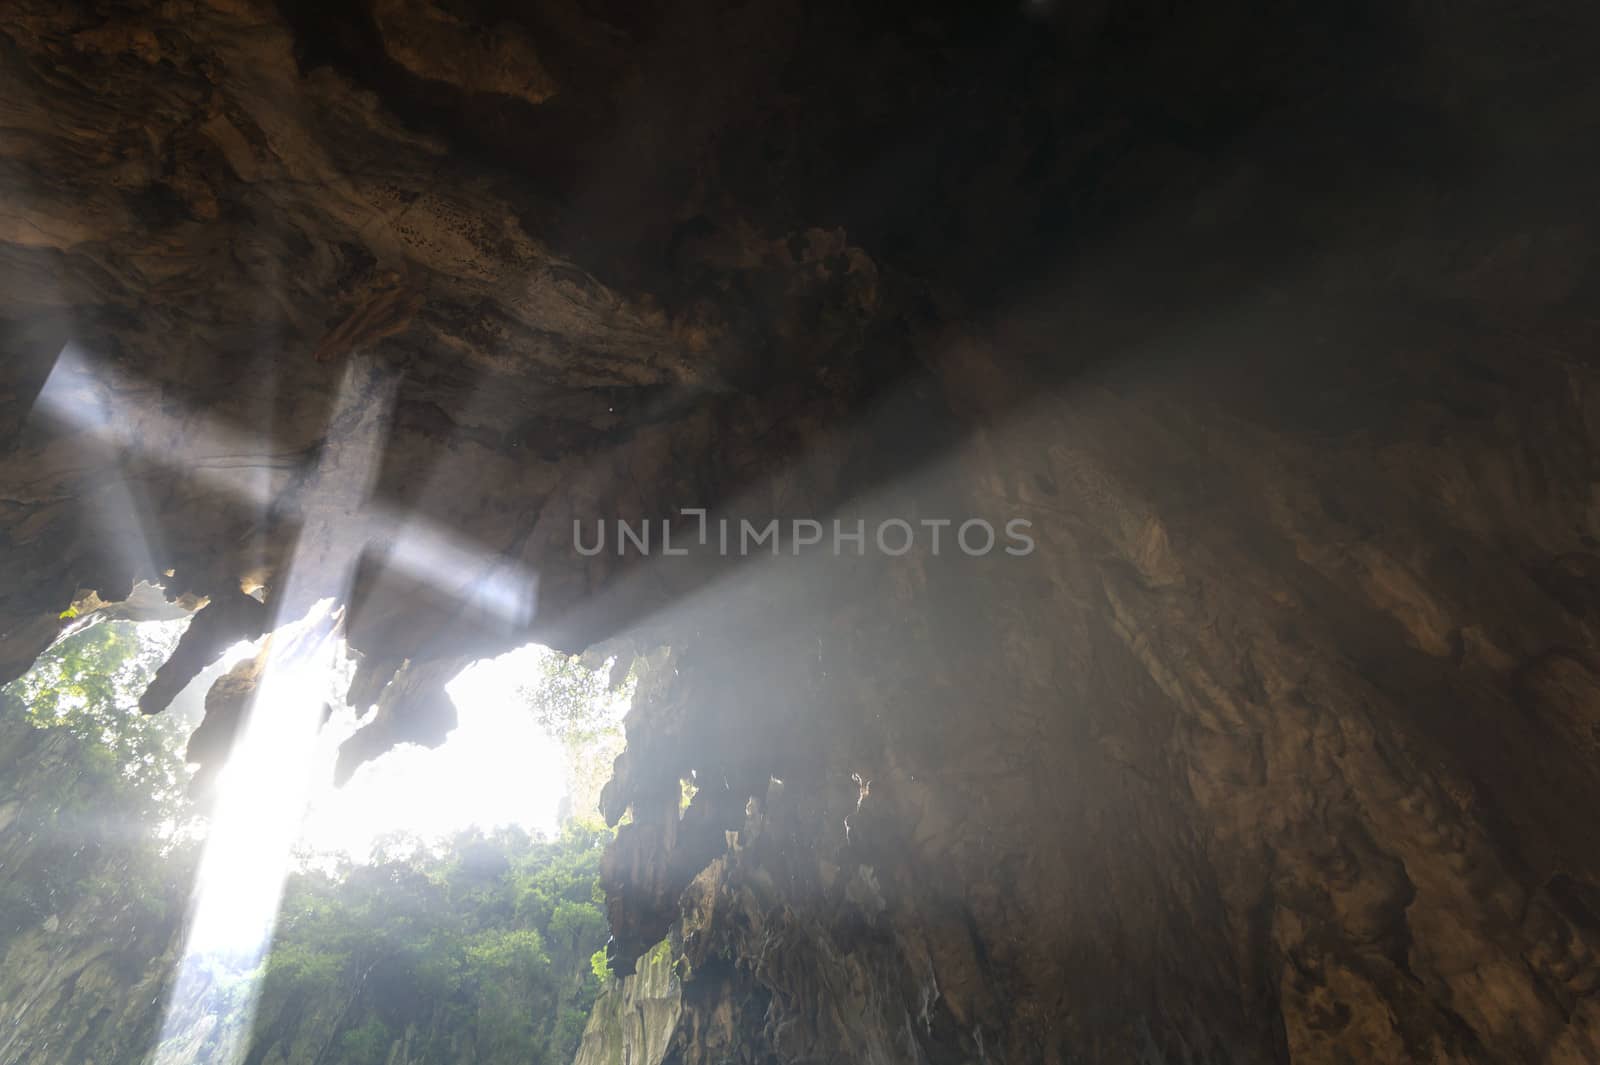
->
[300, 643, 569, 859]
[190, 637, 575, 863]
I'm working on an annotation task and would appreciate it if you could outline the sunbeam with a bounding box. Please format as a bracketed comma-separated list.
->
[152, 361, 392, 1064]
[33, 342, 285, 512]
[176, 602, 343, 960]
[22, 346, 563, 1061]
[32, 341, 540, 628]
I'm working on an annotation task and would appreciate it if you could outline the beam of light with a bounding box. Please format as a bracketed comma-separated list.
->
[374, 515, 541, 627]
[149, 637, 605, 1059]
[150, 603, 351, 1064]
[30, 341, 540, 627]
[23, 345, 552, 1057]
[7, 617, 254, 854]
[32, 342, 287, 511]
[179, 602, 343, 956]
[152, 362, 389, 1065]
[28, 344, 165, 585]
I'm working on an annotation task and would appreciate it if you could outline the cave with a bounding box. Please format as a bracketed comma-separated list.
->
[3, 1, 1600, 1062]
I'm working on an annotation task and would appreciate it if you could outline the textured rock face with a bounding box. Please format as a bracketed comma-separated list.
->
[574, 939, 682, 1065]
[4, 1, 1600, 1063]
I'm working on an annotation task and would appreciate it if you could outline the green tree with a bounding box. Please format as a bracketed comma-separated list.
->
[517, 649, 634, 827]
[0, 618, 196, 935]
[0, 627, 626, 1065]
[251, 824, 613, 1065]
[517, 650, 623, 746]
[5, 618, 194, 829]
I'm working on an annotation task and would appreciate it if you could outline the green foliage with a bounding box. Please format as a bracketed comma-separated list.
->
[466, 926, 548, 975]
[515, 650, 633, 828]
[337, 1018, 392, 1065]
[0, 618, 196, 935]
[550, 899, 608, 958]
[553, 1006, 591, 1054]
[6, 619, 193, 828]
[0, 628, 626, 1065]
[254, 823, 613, 1065]
[517, 651, 626, 747]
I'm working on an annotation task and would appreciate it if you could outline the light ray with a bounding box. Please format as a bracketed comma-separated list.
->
[23, 347, 551, 1058]
[31, 342, 539, 626]
[33, 342, 287, 511]
[375, 515, 541, 627]
[152, 361, 390, 1064]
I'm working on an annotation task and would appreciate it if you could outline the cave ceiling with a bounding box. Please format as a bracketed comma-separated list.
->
[5, 1, 1600, 1061]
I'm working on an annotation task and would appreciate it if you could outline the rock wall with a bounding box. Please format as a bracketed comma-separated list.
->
[573, 939, 682, 1065]
[596, 342, 1600, 1061]
[4, 1, 1600, 1063]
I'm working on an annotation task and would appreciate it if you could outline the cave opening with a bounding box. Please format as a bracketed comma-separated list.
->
[6, 0, 1600, 1061]
[4, 606, 642, 860]
[1, 604, 637, 1064]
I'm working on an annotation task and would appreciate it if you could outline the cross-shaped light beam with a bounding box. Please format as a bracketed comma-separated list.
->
[29, 344, 542, 1063]
[32, 343, 541, 631]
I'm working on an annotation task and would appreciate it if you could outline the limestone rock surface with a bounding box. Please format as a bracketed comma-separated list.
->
[4, 2, 1600, 1062]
